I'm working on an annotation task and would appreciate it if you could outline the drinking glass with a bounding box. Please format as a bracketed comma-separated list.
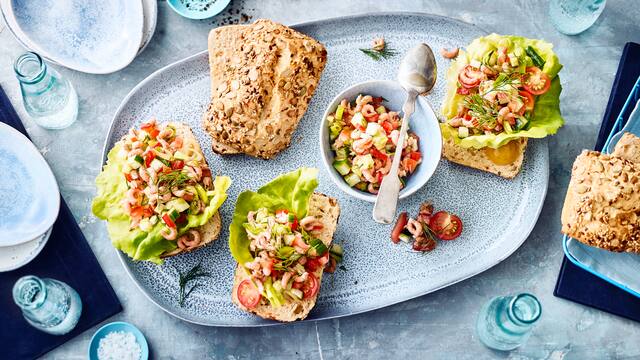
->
[13, 275, 82, 335]
[13, 52, 78, 129]
[549, 0, 607, 35]
[476, 293, 541, 351]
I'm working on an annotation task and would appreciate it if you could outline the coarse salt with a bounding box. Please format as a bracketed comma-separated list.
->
[97, 331, 141, 360]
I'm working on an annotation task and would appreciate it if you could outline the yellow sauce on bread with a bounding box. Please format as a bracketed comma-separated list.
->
[484, 140, 521, 165]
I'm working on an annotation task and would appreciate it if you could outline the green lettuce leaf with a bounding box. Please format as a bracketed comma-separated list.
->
[441, 33, 564, 149]
[229, 168, 318, 265]
[92, 143, 231, 264]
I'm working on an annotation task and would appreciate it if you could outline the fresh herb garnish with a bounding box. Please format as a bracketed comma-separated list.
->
[359, 39, 398, 61]
[490, 73, 521, 93]
[174, 262, 210, 307]
[463, 94, 498, 128]
[157, 170, 190, 193]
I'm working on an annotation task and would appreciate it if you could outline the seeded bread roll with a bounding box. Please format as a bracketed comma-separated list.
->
[561, 150, 640, 252]
[612, 132, 640, 163]
[442, 137, 528, 179]
[231, 193, 340, 322]
[203, 19, 328, 159]
[160, 123, 222, 258]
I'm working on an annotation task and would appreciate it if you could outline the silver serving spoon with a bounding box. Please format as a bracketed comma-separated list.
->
[372, 43, 437, 224]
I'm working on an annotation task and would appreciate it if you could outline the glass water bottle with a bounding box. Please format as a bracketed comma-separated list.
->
[476, 293, 541, 351]
[13, 275, 82, 335]
[549, 0, 607, 35]
[13, 52, 78, 129]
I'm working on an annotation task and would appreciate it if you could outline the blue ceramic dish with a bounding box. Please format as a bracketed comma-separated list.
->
[166, 0, 231, 20]
[88, 322, 149, 360]
[319, 80, 442, 202]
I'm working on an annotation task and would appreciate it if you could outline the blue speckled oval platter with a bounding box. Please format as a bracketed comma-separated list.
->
[103, 13, 549, 326]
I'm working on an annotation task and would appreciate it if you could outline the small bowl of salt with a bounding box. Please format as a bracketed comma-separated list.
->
[89, 321, 149, 360]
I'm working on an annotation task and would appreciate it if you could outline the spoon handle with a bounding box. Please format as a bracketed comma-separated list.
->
[372, 92, 417, 224]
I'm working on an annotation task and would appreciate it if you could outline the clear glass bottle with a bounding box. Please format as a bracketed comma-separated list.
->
[13, 52, 78, 129]
[13, 275, 82, 335]
[549, 0, 607, 35]
[476, 293, 541, 351]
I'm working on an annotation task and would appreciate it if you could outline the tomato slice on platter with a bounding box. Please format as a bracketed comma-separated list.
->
[171, 159, 185, 170]
[391, 212, 408, 244]
[458, 65, 484, 89]
[429, 211, 463, 240]
[301, 273, 319, 299]
[413, 237, 437, 252]
[522, 67, 551, 95]
[519, 90, 535, 112]
[237, 280, 262, 309]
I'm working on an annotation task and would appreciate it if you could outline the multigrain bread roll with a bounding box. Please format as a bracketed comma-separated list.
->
[561, 150, 640, 252]
[203, 19, 328, 159]
[442, 137, 528, 179]
[612, 132, 640, 163]
[231, 193, 340, 321]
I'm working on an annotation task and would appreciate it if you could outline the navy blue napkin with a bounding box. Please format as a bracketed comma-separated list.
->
[0, 85, 122, 359]
[554, 42, 640, 321]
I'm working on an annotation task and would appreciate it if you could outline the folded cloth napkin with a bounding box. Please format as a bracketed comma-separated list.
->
[0, 85, 121, 360]
[554, 42, 640, 322]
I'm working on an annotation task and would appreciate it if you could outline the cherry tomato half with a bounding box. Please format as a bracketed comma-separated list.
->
[301, 273, 319, 299]
[237, 280, 261, 308]
[429, 211, 463, 240]
[522, 67, 551, 95]
[519, 91, 535, 112]
[458, 65, 484, 89]
[391, 212, 408, 244]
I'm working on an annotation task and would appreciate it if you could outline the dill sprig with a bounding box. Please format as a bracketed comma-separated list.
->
[175, 262, 211, 307]
[157, 170, 190, 193]
[463, 94, 498, 128]
[359, 44, 398, 61]
[489, 73, 521, 93]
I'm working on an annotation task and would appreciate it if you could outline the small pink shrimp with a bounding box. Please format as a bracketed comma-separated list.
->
[440, 47, 459, 59]
[448, 117, 463, 128]
[281, 272, 293, 288]
[361, 104, 377, 119]
[177, 230, 201, 249]
[138, 167, 150, 183]
[406, 218, 423, 238]
[161, 226, 177, 240]
[300, 216, 324, 232]
[157, 128, 173, 139]
[171, 187, 186, 197]
[379, 158, 392, 175]
[292, 234, 310, 252]
[203, 176, 212, 189]
[361, 168, 377, 183]
[294, 272, 309, 283]
[367, 183, 378, 194]
[170, 136, 183, 151]
[352, 137, 373, 154]
[389, 130, 400, 146]
[481, 64, 497, 76]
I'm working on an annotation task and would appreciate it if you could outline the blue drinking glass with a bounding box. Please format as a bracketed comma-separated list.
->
[549, 0, 607, 35]
[13, 275, 82, 335]
[476, 293, 542, 351]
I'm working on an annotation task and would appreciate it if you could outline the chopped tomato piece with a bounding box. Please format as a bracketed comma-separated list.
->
[409, 151, 421, 161]
[413, 237, 437, 252]
[391, 212, 408, 244]
[202, 168, 212, 178]
[140, 122, 155, 132]
[429, 211, 463, 240]
[519, 90, 535, 112]
[301, 273, 319, 299]
[522, 67, 551, 95]
[366, 114, 379, 122]
[124, 172, 133, 182]
[148, 128, 160, 139]
[380, 121, 394, 134]
[370, 147, 388, 161]
[171, 160, 184, 170]
[305, 258, 322, 272]
[144, 152, 156, 167]
[290, 217, 299, 232]
[237, 280, 261, 308]
[162, 213, 176, 228]
[402, 158, 419, 173]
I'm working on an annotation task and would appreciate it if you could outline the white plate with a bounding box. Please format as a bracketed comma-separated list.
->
[139, 0, 157, 54]
[0, 226, 51, 272]
[0, 123, 60, 247]
[1, 0, 144, 74]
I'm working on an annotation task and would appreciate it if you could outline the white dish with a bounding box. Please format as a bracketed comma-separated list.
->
[0, 0, 144, 74]
[0, 122, 60, 247]
[0, 226, 51, 272]
[139, 0, 158, 54]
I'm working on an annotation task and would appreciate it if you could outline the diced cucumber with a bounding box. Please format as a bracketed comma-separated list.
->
[458, 126, 469, 138]
[366, 122, 382, 136]
[195, 184, 208, 204]
[508, 53, 519, 67]
[287, 288, 303, 300]
[308, 238, 328, 257]
[333, 159, 351, 176]
[343, 173, 361, 187]
[335, 105, 345, 120]
[167, 198, 190, 213]
[525, 46, 545, 68]
[354, 182, 367, 191]
[173, 150, 188, 160]
[503, 121, 514, 134]
[375, 105, 386, 114]
[516, 116, 529, 130]
[168, 209, 180, 221]
[335, 147, 348, 161]
[351, 113, 366, 128]
[134, 155, 144, 164]
[398, 233, 412, 243]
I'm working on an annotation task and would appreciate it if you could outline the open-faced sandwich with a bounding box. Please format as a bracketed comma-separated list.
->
[561, 132, 640, 253]
[93, 119, 231, 263]
[440, 34, 564, 178]
[229, 168, 341, 321]
[202, 19, 328, 159]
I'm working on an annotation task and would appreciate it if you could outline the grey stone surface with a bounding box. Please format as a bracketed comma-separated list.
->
[0, 1, 639, 359]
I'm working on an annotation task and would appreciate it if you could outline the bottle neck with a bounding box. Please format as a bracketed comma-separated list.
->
[13, 275, 47, 311]
[14, 52, 53, 93]
[506, 293, 541, 327]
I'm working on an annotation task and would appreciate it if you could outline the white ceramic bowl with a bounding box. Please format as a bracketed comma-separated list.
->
[319, 80, 442, 202]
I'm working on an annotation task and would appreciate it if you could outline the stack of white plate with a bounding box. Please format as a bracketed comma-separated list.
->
[0, 0, 157, 74]
[0, 123, 60, 272]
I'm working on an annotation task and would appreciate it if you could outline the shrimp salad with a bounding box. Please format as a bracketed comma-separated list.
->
[236, 208, 343, 309]
[328, 95, 421, 194]
[117, 120, 217, 250]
